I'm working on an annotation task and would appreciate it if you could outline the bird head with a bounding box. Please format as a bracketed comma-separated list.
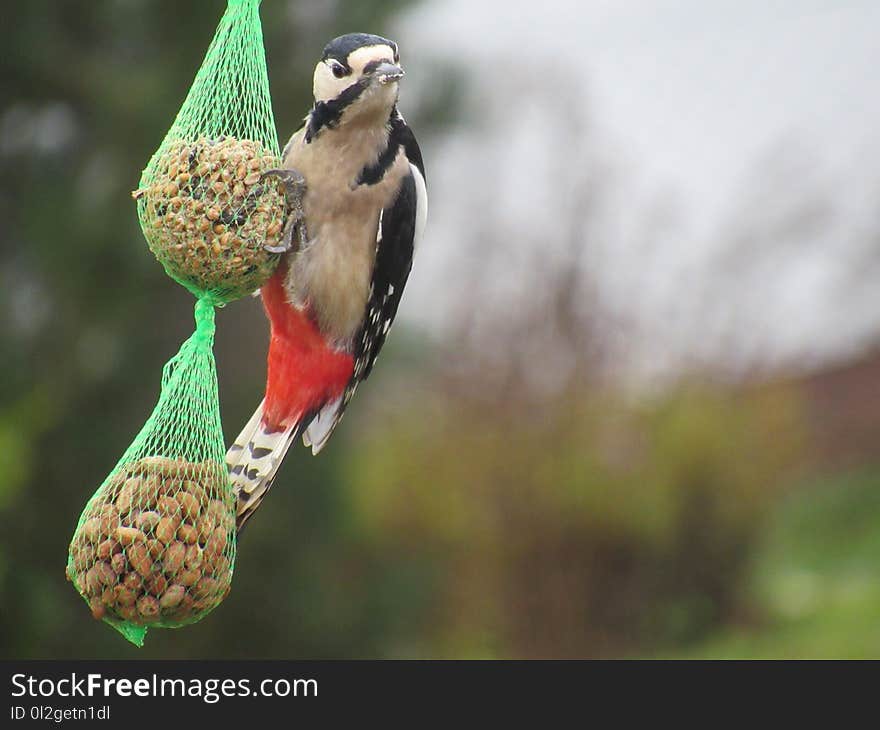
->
[312, 33, 404, 125]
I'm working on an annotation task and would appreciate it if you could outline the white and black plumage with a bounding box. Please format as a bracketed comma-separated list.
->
[226, 33, 427, 531]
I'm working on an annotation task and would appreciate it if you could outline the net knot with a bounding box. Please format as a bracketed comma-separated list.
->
[193, 296, 217, 344]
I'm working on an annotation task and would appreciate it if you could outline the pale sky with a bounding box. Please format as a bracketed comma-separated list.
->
[392, 0, 880, 378]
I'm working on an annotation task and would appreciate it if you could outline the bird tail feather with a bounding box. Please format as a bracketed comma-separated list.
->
[226, 399, 301, 533]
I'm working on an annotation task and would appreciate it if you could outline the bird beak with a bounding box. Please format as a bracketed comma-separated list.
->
[372, 61, 405, 83]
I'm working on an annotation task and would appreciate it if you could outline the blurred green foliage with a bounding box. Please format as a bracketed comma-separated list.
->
[341, 382, 807, 657]
[674, 469, 880, 659]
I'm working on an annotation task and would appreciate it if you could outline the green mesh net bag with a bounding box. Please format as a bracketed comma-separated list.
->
[66, 0, 282, 646]
[66, 303, 233, 646]
[134, 0, 285, 301]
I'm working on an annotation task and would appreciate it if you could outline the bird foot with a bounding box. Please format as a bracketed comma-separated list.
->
[261, 168, 309, 253]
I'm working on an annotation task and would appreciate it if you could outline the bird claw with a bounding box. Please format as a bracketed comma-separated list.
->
[261, 168, 309, 254]
[263, 242, 292, 254]
[261, 168, 307, 203]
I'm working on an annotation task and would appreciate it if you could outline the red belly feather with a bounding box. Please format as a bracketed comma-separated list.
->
[260, 264, 354, 431]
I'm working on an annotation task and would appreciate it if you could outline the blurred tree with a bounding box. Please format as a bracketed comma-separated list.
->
[343, 362, 807, 657]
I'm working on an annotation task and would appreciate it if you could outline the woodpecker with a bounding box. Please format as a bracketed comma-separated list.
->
[227, 33, 427, 532]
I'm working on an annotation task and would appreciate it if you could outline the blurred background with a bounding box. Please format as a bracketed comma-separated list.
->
[2, 0, 880, 658]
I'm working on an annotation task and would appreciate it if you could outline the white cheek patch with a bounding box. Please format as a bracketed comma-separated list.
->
[313, 62, 348, 103]
[313, 63, 328, 100]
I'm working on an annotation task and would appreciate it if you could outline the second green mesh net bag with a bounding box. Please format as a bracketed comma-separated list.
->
[66, 0, 283, 646]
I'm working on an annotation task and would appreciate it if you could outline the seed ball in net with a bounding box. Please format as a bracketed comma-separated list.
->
[136, 136, 287, 301]
[68, 456, 235, 626]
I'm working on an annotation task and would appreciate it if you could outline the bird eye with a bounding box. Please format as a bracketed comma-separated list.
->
[330, 62, 348, 78]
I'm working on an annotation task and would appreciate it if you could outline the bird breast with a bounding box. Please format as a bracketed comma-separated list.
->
[281, 124, 409, 348]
